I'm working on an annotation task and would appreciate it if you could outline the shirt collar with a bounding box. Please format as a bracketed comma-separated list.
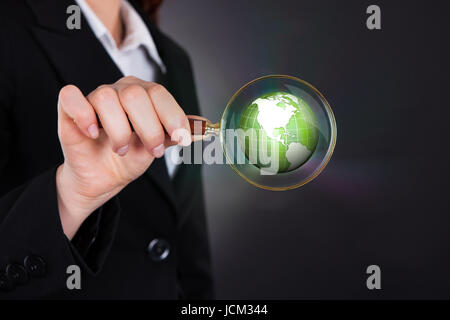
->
[75, 0, 166, 73]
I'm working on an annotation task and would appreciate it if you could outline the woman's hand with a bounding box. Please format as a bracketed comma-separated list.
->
[56, 76, 192, 239]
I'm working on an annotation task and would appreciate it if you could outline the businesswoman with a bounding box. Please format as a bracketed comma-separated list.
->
[0, 0, 213, 299]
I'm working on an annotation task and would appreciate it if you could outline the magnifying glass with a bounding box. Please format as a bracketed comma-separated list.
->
[186, 74, 337, 191]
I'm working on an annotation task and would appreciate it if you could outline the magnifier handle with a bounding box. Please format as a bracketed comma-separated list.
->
[187, 115, 209, 136]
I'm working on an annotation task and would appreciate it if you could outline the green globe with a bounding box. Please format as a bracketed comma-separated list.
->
[237, 91, 319, 173]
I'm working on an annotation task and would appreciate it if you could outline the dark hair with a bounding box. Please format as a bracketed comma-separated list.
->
[137, 0, 163, 23]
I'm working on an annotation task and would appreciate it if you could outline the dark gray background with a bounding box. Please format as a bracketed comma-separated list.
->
[159, 0, 450, 299]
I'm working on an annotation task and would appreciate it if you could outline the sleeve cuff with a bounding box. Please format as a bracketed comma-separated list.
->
[68, 196, 120, 276]
[0, 166, 120, 297]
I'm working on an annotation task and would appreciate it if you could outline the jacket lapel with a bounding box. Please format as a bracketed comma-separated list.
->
[27, 0, 123, 94]
[26, 0, 178, 214]
[130, 0, 203, 221]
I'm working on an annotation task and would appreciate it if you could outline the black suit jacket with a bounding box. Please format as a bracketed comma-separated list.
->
[0, 0, 213, 299]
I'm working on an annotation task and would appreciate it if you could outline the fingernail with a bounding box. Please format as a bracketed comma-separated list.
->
[181, 134, 192, 147]
[88, 124, 99, 139]
[172, 128, 192, 147]
[152, 144, 165, 158]
[117, 144, 129, 156]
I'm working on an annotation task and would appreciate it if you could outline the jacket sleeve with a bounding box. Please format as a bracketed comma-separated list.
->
[0, 169, 120, 299]
[0, 23, 120, 299]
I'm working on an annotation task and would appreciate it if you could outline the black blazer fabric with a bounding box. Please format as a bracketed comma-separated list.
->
[0, 0, 213, 299]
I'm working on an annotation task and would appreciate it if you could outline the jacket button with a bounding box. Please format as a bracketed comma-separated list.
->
[0, 272, 14, 292]
[147, 238, 170, 262]
[6, 264, 29, 285]
[24, 255, 46, 278]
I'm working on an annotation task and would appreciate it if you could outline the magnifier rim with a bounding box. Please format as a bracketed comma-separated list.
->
[219, 74, 337, 191]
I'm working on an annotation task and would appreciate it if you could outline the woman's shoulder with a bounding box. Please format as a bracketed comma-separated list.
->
[0, 0, 33, 27]
[0, 0, 36, 59]
[0, 2, 39, 51]
[0, 0, 40, 104]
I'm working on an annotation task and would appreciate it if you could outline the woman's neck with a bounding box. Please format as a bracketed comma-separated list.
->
[86, 0, 124, 47]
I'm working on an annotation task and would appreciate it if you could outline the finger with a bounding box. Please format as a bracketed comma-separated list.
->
[58, 85, 99, 141]
[145, 83, 192, 147]
[117, 85, 166, 158]
[87, 85, 132, 156]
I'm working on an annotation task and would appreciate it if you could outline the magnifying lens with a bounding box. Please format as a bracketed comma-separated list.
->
[186, 74, 337, 191]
